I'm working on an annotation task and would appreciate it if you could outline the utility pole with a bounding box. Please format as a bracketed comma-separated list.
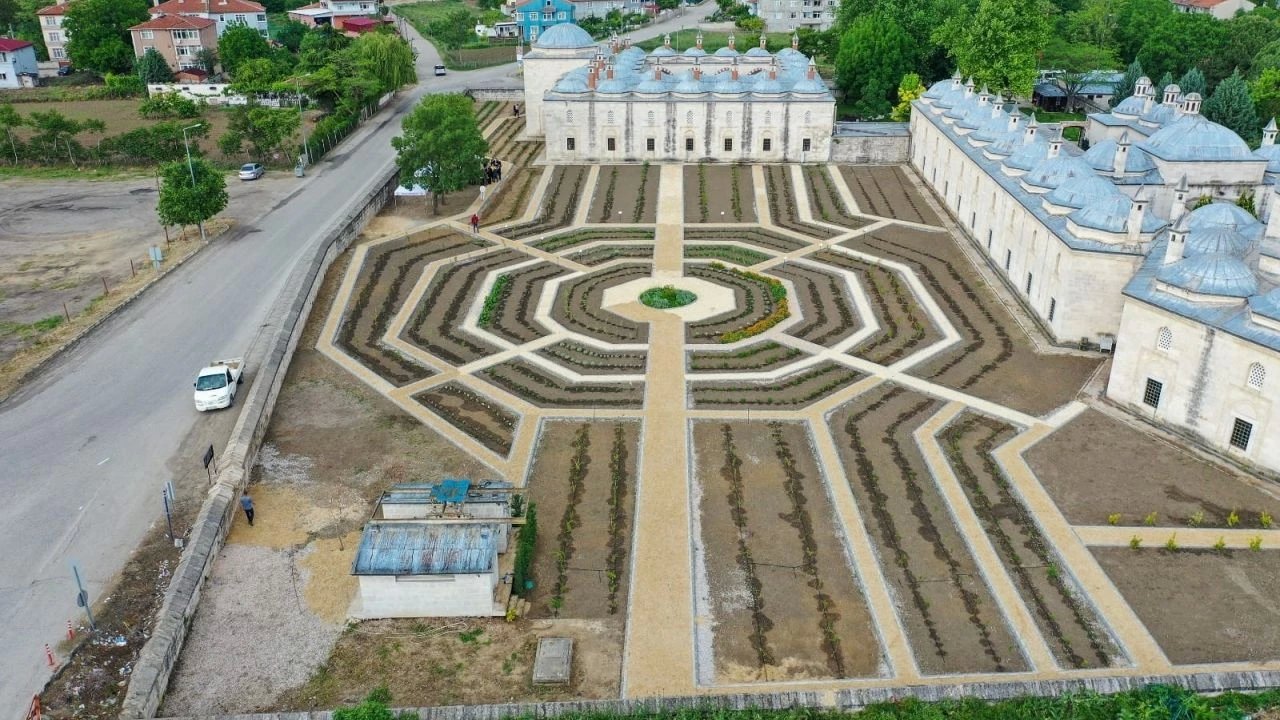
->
[182, 122, 206, 242]
[71, 563, 95, 632]
[294, 76, 311, 165]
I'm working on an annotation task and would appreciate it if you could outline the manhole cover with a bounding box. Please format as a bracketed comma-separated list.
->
[532, 636, 572, 684]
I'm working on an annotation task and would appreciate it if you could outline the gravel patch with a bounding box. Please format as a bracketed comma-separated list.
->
[159, 544, 343, 716]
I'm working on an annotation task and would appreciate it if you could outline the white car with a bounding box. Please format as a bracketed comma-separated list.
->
[238, 163, 265, 180]
[194, 358, 244, 411]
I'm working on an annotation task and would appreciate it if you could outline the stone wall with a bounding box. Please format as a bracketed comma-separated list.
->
[468, 87, 524, 102]
[829, 123, 910, 163]
[155, 670, 1280, 720]
[120, 168, 400, 719]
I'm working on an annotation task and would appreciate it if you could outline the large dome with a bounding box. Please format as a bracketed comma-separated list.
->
[1185, 202, 1261, 233]
[1157, 253, 1259, 298]
[1139, 114, 1255, 162]
[533, 22, 596, 49]
[1184, 227, 1254, 258]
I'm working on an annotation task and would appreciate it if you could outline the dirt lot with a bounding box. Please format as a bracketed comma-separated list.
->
[0, 175, 296, 365]
[159, 208, 494, 717]
[1094, 548, 1280, 664]
[828, 383, 1028, 676]
[8, 99, 233, 159]
[684, 165, 755, 223]
[1026, 409, 1280, 528]
[692, 420, 881, 682]
[589, 165, 658, 223]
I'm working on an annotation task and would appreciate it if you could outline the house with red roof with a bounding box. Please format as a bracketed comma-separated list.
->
[288, 0, 383, 30]
[0, 37, 38, 88]
[1170, 0, 1254, 19]
[129, 15, 219, 75]
[147, 0, 270, 38]
[36, 0, 70, 64]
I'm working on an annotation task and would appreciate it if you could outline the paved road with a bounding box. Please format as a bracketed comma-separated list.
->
[0, 6, 711, 718]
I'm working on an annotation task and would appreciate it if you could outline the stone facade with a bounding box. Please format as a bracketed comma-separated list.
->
[829, 122, 909, 163]
[524, 28, 835, 162]
[753, 0, 837, 31]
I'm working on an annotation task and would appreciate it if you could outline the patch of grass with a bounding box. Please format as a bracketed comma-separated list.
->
[639, 285, 697, 309]
[0, 165, 154, 181]
[0, 314, 65, 339]
[394, 1, 518, 70]
[458, 628, 485, 644]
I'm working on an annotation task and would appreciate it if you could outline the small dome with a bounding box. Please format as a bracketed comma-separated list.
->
[712, 74, 745, 95]
[596, 76, 628, 94]
[714, 45, 739, 57]
[776, 47, 802, 59]
[533, 23, 596, 49]
[683, 46, 706, 57]
[752, 75, 784, 96]
[1139, 103, 1176, 126]
[1254, 144, 1280, 173]
[970, 109, 1010, 143]
[934, 83, 968, 109]
[618, 46, 646, 63]
[1083, 138, 1156, 174]
[1111, 95, 1146, 117]
[1157, 253, 1259, 298]
[1186, 202, 1262, 233]
[745, 46, 771, 57]
[1045, 173, 1119, 209]
[1140, 114, 1255, 162]
[987, 129, 1026, 156]
[649, 45, 676, 57]
[633, 76, 667, 95]
[1003, 139, 1049, 171]
[1184, 227, 1254, 258]
[672, 71, 705, 95]
[1069, 194, 1163, 234]
[944, 94, 978, 120]
[790, 74, 828, 95]
[552, 74, 590, 94]
[923, 78, 954, 100]
[1024, 156, 1097, 190]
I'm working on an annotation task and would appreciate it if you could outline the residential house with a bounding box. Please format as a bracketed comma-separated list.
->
[129, 15, 219, 74]
[147, 0, 270, 38]
[1032, 70, 1124, 112]
[0, 38, 39, 88]
[287, 0, 382, 30]
[569, 0, 656, 19]
[340, 16, 389, 36]
[1170, 0, 1254, 18]
[512, 0, 575, 43]
[753, 0, 837, 31]
[36, 0, 70, 65]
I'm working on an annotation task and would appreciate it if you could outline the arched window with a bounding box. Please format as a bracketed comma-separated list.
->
[726, 110, 733, 124]
[686, 110, 694, 125]
[607, 110, 615, 124]
[1248, 362, 1266, 389]
[566, 109, 573, 123]
[1157, 327, 1172, 351]
[647, 110, 655, 125]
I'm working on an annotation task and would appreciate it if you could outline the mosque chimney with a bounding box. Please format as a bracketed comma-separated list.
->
[1265, 117, 1278, 146]
[728, 34, 735, 51]
[1113, 131, 1130, 177]
[1162, 83, 1181, 107]
[1165, 214, 1189, 265]
[663, 33, 671, 49]
[1127, 187, 1148, 245]
[1024, 113, 1038, 144]
[760, 35, 767, 50]
[1048, 129, 1062, 159]
[696, 32, 703, 50]
[1171, 175, 1190, 223]
[791, 32, 799, 50]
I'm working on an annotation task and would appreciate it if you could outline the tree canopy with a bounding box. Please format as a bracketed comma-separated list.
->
[1135, 12, 1224, 83]
[934, 0, 1052, 96]
[221, 104, 302, 163]
[349, 32, 418, 94]
[136, 47, 174, 84]
[63, 0, 149, 74]
[219, 22, 273, 76]
[1206, 69, 1261, 144]
[1042, 38, 1118, 110]
[157, 157, 228, 232]
[391, 94, 487, 214]
[835, 13, 914, 118]
[891, 73, 925, 121]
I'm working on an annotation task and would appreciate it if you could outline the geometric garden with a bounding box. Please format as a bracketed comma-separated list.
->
[316, 112, 1280, 699]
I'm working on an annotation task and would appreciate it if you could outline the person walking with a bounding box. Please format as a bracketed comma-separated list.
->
[240, 489, 255, 527]
[470, 213, 480, 233]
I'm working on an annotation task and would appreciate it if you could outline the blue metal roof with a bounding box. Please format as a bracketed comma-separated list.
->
[1156, 253, 1259, 298]
[1184, 227, 1255, 258]
[433, 479, 471, 505]
[352, 522, 498, 576]
[1045, 173, 1120, 209]
[1186, 202, 1265, 239]
[532, 22, 594, 49]
[1139, 113, 1259, 163]
[1083, 138, 1157, 174]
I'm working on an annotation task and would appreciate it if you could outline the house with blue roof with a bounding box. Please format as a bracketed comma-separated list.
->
[512, 0, 575, 43]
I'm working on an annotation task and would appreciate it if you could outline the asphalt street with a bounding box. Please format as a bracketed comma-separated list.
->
[0, 5, 712, 717]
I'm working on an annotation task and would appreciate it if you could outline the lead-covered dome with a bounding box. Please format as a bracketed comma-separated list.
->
[1003, 139, 1049, 171]
[1083, 138, 1156, 174]
[1185, 202, 1261, 233]
[1024, 156, 1096, 190]
[533, 22, 596, 49]
[1069, 194, 1163, 234]
[1140, 114, 1255, 162]
[1045, 173, 1119, 209]
[1249, 287, 1280, 321]
[1157, 253, 1259, 298]
[1110, 95, 1146, 117]
[1184, 227, 1254, 258]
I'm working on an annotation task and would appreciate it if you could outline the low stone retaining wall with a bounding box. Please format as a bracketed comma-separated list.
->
[468, 87, 523, 102]
[120, 167, 400, 719]
[157, 669, 1280, 720]
[830, 122, 910, 164]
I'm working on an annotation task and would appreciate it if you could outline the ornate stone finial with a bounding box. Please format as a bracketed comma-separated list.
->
[728, 34, 735, 50]
[663, 32, 671, 48]
[791, 32, 799, 50]
[760, 34, 767, 49]
[696, 32, 704, 49]
[1265, 117, 1278, 146]
[1118, 130, 1131, 146]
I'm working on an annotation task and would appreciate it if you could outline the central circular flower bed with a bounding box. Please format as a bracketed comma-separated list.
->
[639, 285, 698, 309]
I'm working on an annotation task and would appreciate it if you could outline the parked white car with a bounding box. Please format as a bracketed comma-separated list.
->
[238, 163, 265, 180]
[193, 358, 244, 411]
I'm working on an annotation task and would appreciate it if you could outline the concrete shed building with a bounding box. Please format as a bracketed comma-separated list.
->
[351, 522, 505, 618]
[375, 479, 514, 551]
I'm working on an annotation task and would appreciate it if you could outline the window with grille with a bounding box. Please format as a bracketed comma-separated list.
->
[1142, 378, 1162, 408]
[1230, 418, 1253, 450]
[724, 137, 733, 151]
[685, 137, 694, 151]
[606, 137, 616, 151]
[1157, 327, 1172, 351]
[1248, 362, 1265, 389]
[607, 111, 615, 124]
[566, 109, 573, 122]
[726, 111, 733, 124]
[802, 138, 811, 151]
[764, 111, 771, 124]
[1025, 272, 1033, 294]
[646, 137, 655, 151]
[762, 138, 772, 151]
[686, 111, 693, 124]
[1048, 298, 1056, 321]
[566, 137, 575, 151]
[647, 110, 655, 125]
[1005, 249, 1012, 271]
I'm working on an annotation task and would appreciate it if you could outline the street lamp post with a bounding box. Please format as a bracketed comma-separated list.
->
[181, 122, 207, 242]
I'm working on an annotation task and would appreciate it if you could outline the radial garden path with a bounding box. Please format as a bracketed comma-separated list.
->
[313, 139, 1280, 700]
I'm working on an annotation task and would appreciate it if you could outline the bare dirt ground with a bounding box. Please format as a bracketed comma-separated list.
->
[159, 206, 493, 717]
[1026, 409, 1280, 528]
[589, 165, 658, 224]
[0, 175, 296, 366]
[1094, 548, 1280, 664]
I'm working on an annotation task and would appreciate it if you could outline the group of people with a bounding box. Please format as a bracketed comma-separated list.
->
[483, 158, 503, 185]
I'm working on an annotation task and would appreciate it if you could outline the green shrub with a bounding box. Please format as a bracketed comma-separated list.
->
[511, 502, 537, 596]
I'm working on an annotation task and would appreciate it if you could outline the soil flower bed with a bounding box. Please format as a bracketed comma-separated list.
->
[640, 285, 697, 309]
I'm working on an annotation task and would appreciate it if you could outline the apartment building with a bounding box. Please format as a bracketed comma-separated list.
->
[129, 15, 219, 73]
[147, 0, 270, 37]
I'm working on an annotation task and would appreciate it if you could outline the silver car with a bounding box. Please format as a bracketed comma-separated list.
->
[238, 162, 265, 180]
